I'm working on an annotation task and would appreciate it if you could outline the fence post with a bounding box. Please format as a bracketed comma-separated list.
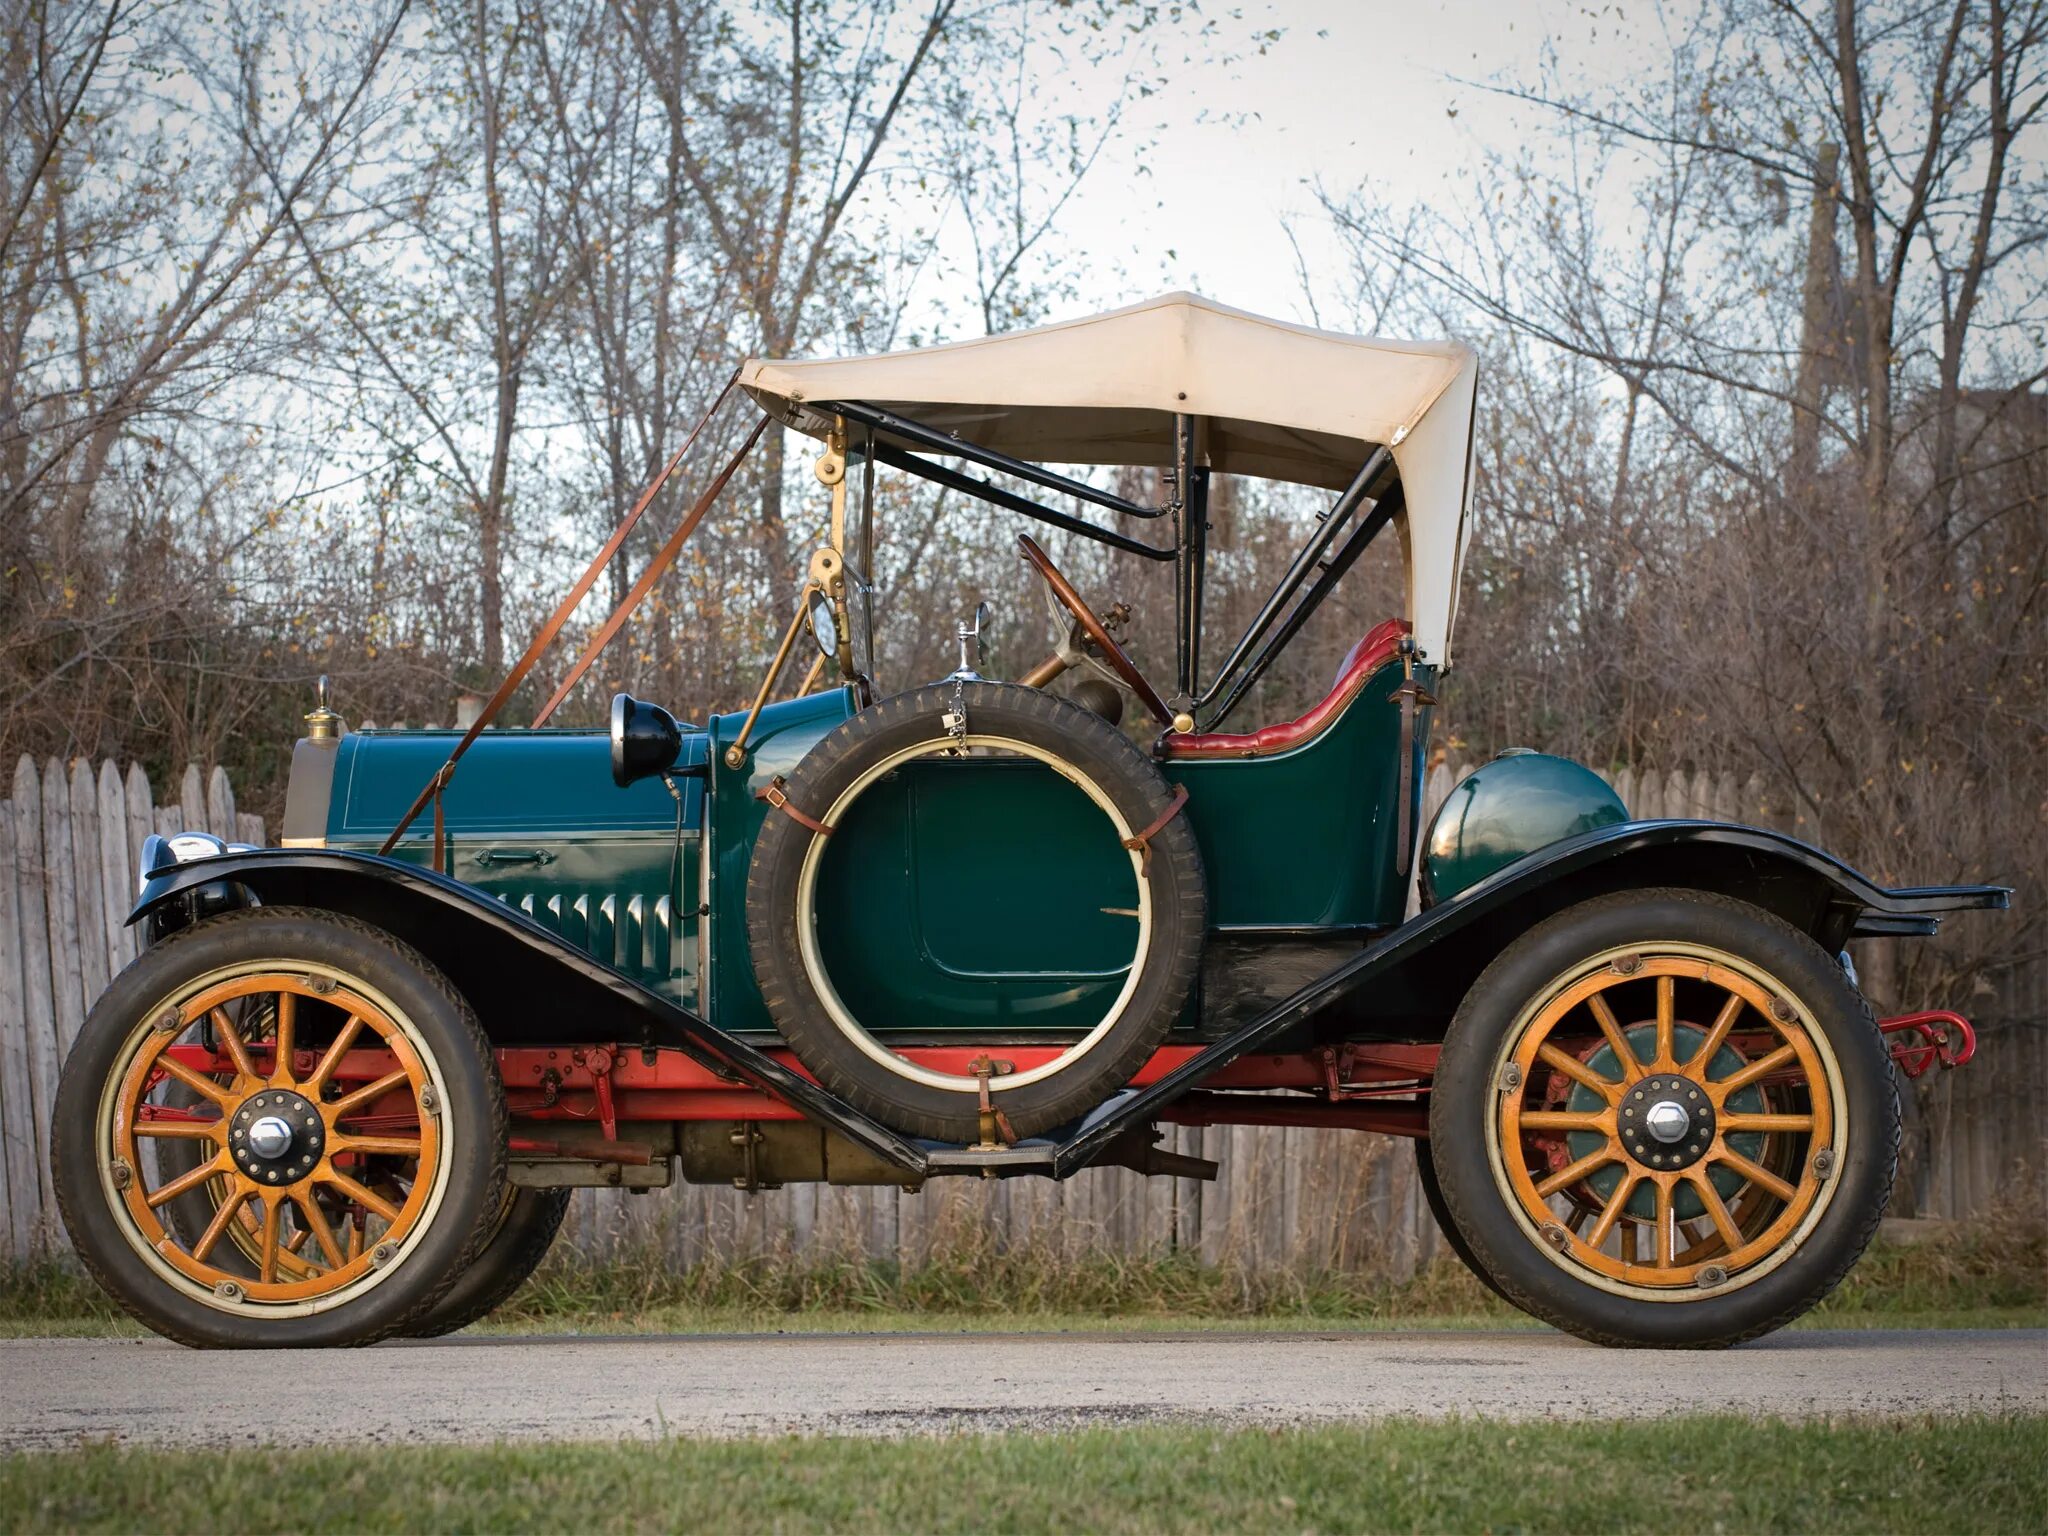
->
[124, 765, 154, 953]
[16, 760, 63, 1250]
[97, 761, 132, 983]
[206, 766, 235, 842]
[67, 761, 109, 1035]
[0, 784, 38, 1262]
[179, 764, 205, 835]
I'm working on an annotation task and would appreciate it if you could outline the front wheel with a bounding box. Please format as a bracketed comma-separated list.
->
[1428, 888, 1896, 1348]
[52, 907, 507, 1348]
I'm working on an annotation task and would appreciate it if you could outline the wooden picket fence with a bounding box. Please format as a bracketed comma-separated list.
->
[0, 752, 2038, 1272]
[0, 757, 263, 1259]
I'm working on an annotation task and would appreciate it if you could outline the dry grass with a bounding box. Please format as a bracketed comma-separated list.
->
[5, 1215, 2038, 1339]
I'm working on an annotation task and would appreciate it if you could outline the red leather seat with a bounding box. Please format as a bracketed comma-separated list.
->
[1163, 618, 1410, 759]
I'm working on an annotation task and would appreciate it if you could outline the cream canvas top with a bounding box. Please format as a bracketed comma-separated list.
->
[741, 292, 1479, 666]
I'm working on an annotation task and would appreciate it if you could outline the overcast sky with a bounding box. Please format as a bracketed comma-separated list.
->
[1040, 0, 1667, 329]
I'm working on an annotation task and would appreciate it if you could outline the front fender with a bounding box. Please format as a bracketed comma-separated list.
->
[126, 848, 928, 1174]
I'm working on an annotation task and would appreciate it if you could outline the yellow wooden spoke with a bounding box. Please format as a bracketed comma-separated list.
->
[1536, 1147, 1618, 1199]
[1537, 1043, 1616, 1097]
[1586, 993, 1643, 1082]
[157, 1053, 234, 1107]
[209, 1007, 261, 1081]
[1688, 991, 1745, 1071]
[295, 1195, 346, 1269]
[334, 1135, 423, 1158]
[132, 1117, 221, 1141]
[1716, 1043, 1798, 1096]
[256, 1197, 283, 1284]
[144, 1154, 225, 1209]
[1688, 1168, 1744, 1251]
[328, 1069, 410, 1120]
[307, 1015, 365, 1095]
[1714, 1146, 1797, 1203]
[1585, 1171, 1640, 1249]
[270, 990, 297, 1084]
[1720, 1112, 1815, 1133]
[1653, 1177, 1676, 1267]
[1653, 976, 1675, 1069]
[1518, 1110, 1611, 1132]
[190, 1186, 251, 1262]
[323, 1169, 402, 1223]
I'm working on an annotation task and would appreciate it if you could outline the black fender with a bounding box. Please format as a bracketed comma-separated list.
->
[1054, 819, 2008, 1170]
[1327, 816, 2008, 1039]
[125, 848, 927, 1174]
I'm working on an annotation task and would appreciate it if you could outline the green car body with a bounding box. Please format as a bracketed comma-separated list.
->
[287, 648, 1442, 1044]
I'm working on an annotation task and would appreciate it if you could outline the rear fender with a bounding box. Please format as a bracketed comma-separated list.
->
[1323, 818, 2010, 1038]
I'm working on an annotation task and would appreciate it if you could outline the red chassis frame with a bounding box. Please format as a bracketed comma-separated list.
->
[141, 1011, 1978, 1162]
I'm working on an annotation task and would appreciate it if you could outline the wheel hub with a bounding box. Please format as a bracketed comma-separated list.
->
[229, 1089, 325, 1186]
[1618, 1073, 1714, 1171]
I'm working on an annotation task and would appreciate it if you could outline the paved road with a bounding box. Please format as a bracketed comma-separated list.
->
[4, 1329, 2041, 1451]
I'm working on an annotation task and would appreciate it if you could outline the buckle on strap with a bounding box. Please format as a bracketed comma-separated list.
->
[1121, 783, 1189, 874]
[969, 1055, 1018, 1149]
[756, 775, 835, 837]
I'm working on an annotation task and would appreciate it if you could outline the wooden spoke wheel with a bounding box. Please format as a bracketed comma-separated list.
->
[53, 908, 505, 1348]
[1428, 889, 1897, 1349]
[1494, 954, 1835, 1294]
[110, 970, 441, 1307]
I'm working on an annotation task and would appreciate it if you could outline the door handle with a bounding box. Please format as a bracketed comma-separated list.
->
[472, 847, 556, 868]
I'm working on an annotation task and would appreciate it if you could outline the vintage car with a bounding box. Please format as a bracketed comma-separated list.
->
[53, 294, 2006, 1349]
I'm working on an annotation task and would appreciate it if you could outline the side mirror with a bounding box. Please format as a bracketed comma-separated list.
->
[806, 588, 839, 658]
[953, 600, 993, 677]
[609, 693, 682, 787]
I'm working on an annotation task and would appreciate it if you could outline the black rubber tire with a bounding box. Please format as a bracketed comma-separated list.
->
[1428, 888, 1897, 1349]
[407, 1187, 571, 1336]
[52, 907, 507, 1349]
[1414, 1139, 1514, 1304]
[747, 681, 1205, 1141]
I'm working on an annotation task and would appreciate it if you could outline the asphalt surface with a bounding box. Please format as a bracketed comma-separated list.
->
[3, 1329, 2041, 1451]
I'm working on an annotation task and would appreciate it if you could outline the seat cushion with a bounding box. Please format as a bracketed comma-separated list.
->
[1163, 618, 1410, 760]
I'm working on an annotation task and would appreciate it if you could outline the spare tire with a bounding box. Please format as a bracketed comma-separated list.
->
[746, 681, 1205, 1141]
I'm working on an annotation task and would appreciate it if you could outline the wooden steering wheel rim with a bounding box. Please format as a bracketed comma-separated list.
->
[1016, 533, 1173, 726]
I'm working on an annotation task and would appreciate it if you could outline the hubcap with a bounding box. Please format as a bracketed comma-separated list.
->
[247, 1115, 295, 1159]
[1618, 1072, 1715, 1172]
[231, 1089, 326, 1184]
[1644, 1101, 1689, 1143]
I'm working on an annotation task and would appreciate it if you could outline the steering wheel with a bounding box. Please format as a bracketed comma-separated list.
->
[1016, 533, 1173, 727]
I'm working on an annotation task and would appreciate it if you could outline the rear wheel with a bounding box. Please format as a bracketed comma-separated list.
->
[1428, 889, 1896, 1348]
[1413, 1139, 1512, 1303]
[407, 1186, 571, 1336]
[53, 907, 506, 1348]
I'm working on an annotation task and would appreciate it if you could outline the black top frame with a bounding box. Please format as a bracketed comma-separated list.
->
[820, 397, 1402, 731]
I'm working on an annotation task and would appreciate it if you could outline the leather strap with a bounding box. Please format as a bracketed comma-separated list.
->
[757, 776, 835, 837]
[532, 414, 769, 727]
[1121, 783, 1190, 873]
[377, 372, 747, 861]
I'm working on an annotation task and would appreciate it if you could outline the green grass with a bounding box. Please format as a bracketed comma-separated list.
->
[5, 1218, 2040, 1340]
[6, 1416, 2045, 1533]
